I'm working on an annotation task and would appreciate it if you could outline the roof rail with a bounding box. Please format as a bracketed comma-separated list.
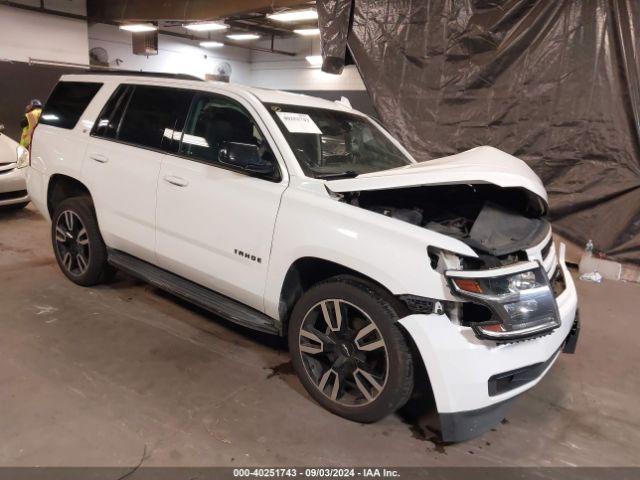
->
[74, 69, 205, 82]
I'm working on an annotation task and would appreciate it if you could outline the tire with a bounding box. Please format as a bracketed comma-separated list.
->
[51, 196, 112, 286]
[288, 275, 414, 423]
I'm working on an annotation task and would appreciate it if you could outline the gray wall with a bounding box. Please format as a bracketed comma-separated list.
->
[0, 61, 79, 141]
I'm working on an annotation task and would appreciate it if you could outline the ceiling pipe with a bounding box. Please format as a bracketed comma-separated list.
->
[28, 58, 92, 68]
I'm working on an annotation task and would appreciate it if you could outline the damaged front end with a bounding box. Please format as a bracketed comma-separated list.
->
[341, 183, 548, 266]
[336, 183, 564, 341]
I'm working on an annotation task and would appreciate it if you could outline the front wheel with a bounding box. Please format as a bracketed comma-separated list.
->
[288, 275, 414, 423]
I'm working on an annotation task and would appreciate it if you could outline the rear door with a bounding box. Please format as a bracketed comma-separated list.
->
[155, 91, 287, 311]
[82, 84, 194, 263]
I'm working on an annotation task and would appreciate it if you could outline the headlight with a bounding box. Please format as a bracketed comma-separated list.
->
[508, 271, 538, 291]
[16, 145, 29, 169]
[447, 262, 560, 340]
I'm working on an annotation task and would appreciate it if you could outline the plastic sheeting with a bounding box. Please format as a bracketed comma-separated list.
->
[318, 0, 640, 264]
[317, 0, 353, 74]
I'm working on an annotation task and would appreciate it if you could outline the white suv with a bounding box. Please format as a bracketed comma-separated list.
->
[23, 72, 579, 441]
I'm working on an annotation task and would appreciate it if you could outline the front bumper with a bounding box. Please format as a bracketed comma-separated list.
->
[399, 243, 578, 441]
[0, 164, 29, 206]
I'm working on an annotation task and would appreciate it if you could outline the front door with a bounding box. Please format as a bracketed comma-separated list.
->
[155, 92, 287, 311]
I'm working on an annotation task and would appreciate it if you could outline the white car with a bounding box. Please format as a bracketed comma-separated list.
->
[0, 124, 29, 209]
[23, 72, 579, 441]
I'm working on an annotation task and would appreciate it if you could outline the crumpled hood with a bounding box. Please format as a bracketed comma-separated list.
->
[326, 146, 548, 203]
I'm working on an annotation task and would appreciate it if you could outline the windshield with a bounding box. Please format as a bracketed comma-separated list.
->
[265, 103, 413, 179]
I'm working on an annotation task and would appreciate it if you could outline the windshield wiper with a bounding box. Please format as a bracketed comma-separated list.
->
[315, 170, 359, 180]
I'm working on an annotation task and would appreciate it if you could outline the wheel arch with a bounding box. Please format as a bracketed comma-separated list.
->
[277, 256, 406, 335]
[47, 174, 93, 218]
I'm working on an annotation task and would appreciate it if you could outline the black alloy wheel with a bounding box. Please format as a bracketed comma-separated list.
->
[51, 196, 113, 286]
[289, 275, 414, 423]
[298, 298, 389, 406]
[54, 209, 91, 276]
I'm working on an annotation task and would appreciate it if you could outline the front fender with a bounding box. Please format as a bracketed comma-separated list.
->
[263, 182, 476, 319]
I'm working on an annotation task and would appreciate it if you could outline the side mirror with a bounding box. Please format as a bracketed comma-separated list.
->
[218, 141, 276, 176]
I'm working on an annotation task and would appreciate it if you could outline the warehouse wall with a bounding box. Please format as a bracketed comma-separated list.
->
[0, 4, 89, 65]
[88, 24, 252, 84]
[86, 29, 374, 114]
[0, 63, 82, 141]
[0, 4, 374, 139]
[249, 37, 365, 91]
[248, 36, 373, 114]
[0, 3, 90, 141]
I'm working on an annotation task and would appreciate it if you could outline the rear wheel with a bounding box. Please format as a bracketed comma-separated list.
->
[288, 275, 414, 423]
[51, 196, 112, 286]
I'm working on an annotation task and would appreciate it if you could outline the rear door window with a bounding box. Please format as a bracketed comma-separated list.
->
[40, 81, 103, 129]
[117, 85, 194, 153]
[92, 85, 133, 140]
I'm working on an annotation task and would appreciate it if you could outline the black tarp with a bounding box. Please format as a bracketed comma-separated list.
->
[318, 0, 640, 264]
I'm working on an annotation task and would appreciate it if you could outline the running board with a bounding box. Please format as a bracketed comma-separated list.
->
[107, 249, 280, 335]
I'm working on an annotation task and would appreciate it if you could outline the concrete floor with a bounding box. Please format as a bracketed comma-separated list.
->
[1, 204, 639, 467]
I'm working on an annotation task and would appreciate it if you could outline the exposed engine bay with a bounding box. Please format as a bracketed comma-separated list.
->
[341, 184, 550, 268]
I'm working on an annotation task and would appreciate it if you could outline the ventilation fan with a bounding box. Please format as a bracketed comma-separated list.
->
[89, 47, 123, 67]
[206, 61, 232, 82]
[89, 47, 109, 67]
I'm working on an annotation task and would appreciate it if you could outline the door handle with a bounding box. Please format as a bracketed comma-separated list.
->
[89, 154, 109, 163]
[163, 175, 189, 187]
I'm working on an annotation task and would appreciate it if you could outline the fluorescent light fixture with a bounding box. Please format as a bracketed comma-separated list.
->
[268, 9, 318, 22]
[41, 114, 59, 121]
[119, 23, 157, 32]
[185, 22, 228, 31]
[226, 33, 260, 41]
[305, 55, 323, 66]
[294, 28, 320, 36]
[200, 41, 224, 48]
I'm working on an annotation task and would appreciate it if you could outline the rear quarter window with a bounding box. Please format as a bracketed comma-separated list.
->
[40, 81, 103, 129]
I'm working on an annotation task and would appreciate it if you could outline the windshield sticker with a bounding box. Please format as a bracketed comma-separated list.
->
[276, 112, 322, 134]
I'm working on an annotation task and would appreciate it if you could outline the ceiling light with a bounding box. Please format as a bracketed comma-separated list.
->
[200, 41, 224, 48]
[268, 9, 318, 22]
[185, 22, 228, 31]
[306, 55, 323, 66]
[294, 28, 320, 36]
[119, 23, 157, 32]
[226, 33, 260, 41]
